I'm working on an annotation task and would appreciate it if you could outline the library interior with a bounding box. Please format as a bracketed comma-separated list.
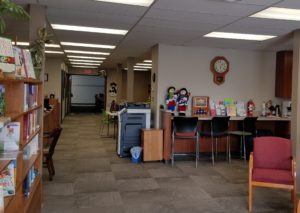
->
[1, 0, 300, 212]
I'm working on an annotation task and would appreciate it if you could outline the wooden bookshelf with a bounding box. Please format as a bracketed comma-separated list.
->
[0, 77, 43, 213]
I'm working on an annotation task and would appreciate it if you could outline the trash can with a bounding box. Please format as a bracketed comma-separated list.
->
[130, 146, 142, 163]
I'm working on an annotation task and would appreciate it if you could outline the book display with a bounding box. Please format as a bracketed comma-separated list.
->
[192, 96, 210, 117]
[0, 77, 42, 213]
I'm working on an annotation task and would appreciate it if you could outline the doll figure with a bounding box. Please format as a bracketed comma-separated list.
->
[165, 86, 177, 113]
[176, 88, 190, 115]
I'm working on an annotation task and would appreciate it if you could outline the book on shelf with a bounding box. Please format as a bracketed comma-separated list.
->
[24, 84, 38, 111]
[0, 117, 10, 129]
[0, 122, 20, 151]
[0, 160, 16, 197]
[0, 85, 4, 117]
[21, 49, 35, 79]
[23, 166, 38, 197]
[0, 37, 15, 77]
[0, 150, 19, 160]
[0, 186, 4, 213]
[23, 111, 39, 141]
[23, 134, 39, 160]
[12, 46, 26, 79]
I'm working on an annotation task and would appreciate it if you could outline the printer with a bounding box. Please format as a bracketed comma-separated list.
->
[117, 102, 151, 157]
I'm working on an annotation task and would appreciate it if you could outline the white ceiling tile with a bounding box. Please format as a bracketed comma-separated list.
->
[153, 0, 265, 16]
[274, 0, 300, 9]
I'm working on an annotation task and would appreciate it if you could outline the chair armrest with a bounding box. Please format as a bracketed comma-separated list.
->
[292, 156, 296, 178]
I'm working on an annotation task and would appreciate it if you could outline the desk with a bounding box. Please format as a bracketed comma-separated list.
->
[160, 110, 291, 161]
[44, 99, 60, 134]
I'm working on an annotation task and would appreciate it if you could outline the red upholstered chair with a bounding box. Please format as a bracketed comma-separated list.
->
[248, 136, 296, 212]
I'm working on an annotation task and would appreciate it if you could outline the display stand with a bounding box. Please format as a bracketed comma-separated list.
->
[192, 96, 210, 117]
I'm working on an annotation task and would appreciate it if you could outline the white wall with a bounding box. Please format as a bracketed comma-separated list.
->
[71, 75, 105, 105]
[153, 44, 277, 127]
[44, 58, 62, 101]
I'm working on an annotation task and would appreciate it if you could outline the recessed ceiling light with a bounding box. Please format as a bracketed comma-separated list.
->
[71, 62, 101, 66]
[94, 0, 154, 7]
[61, 42, 115, 49]
[134, 68, 149, 71]
[52, 24, 128, 35]
[72, 65, 98, 68]
[251, 7, 300, 21]
[136, 63, 152, 66]
[65, 50, 110, 55]
[45, 44, 60, 48]
[67, 55, 106, 60]
[45, 51, 64, 54]
[134, 65, 152, 69]
[69, 59, 103, 63]
[143, 60, 152, 63]
[204, 32, 276, 41]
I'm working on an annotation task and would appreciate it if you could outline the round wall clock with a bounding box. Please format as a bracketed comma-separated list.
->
[210, 56, 229, 85]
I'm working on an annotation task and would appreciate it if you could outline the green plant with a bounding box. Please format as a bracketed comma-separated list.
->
[0, 0, 30, 34]
[29, 27, 54, 78]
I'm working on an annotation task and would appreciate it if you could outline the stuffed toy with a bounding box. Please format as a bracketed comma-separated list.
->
[176, 88, 190, 115]
[109, 82, 117, 97]
[165, 86, 177, 113]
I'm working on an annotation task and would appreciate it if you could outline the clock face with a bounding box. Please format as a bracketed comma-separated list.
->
[214, 59, 228, 73]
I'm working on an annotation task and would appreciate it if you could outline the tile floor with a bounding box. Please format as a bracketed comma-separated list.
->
[42, 114, 294, 213]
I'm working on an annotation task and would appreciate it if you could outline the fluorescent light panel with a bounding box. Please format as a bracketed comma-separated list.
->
[65, 50, 110, 55]
[204, 32, 276, 41]
[134, 68, 149, 71]
[72, 65, 98, 68]
[67, 55, 106, 60]
[12, 41, 60, 48]
[52, 24, 128, 35]
[136, 63, 152, 66]
[71, 62, 101, 65]
[69, 59, 103, 63]
[251, 7, 300, 21]
[61, 42, 115, 49]
[45, 50, 64, 54]
[143, 60, 152, 63]
[94, 0, 154, 7]
[134, 65, 152, 69]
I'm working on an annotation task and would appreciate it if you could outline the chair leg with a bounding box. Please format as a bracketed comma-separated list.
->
[211, 136, 214, 166]
[195, 134, 199, 168]
[47, 160, 53, 181]
[227, 136, 231, 163]
[249, 184, 253, 212]
[50, 158, 55, 175]
[215, 138, 218, 158]
[243, 135, 246, 163]
[171, 133, 175, 167]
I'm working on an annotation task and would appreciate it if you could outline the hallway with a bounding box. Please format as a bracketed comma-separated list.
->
[41, 114, 292, 213]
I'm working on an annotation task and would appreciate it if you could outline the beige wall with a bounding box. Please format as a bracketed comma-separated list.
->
[153, 44, 277, 127]
[106, 69, 122, 109]
[134, 71, 151, 102]
[44, 58, 62, 101]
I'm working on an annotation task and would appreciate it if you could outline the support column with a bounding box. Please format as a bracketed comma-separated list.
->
[126, 57, 135, 102]
[291, 30, 300, 192]
[151, 45, 159, 127]
[116, 63, 123, 102]
[28, 4, 46, 81]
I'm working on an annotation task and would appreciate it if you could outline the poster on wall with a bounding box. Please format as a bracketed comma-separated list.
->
[109, 82, 117, 97]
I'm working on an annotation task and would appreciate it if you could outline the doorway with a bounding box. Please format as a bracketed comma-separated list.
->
[70, 74, 105, 113]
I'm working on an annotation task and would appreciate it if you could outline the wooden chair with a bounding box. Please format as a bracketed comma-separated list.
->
[43, 128, 62, 181]
[249, 136, 296, 212]
[298, 199, 300, 213]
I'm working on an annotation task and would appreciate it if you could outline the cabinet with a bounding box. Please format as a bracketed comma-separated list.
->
[275, 51, 292, 98]
[0, 78, 43, 213]
[141, 129, 163, 161]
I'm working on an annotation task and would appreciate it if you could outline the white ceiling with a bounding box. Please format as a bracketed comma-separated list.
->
[5, 0, 300, 69]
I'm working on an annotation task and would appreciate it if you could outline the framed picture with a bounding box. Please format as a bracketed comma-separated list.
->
[44, 73, 48, 82]
[193, 96, 209, 108]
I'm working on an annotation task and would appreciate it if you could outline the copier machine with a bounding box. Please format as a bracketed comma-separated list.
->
[117, 102, 151, 157]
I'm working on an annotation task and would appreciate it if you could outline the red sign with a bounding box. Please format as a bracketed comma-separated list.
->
[84, 70, 92, 74]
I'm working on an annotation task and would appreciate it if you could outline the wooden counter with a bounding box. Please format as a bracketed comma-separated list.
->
[160, 110, 291, 161]
[44, 98, 60, 134]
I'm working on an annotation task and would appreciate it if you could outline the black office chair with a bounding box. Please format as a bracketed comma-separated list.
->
[200, 116, 230, 165]
[171, 116, 199, 168]
[230, 117, 257, 162]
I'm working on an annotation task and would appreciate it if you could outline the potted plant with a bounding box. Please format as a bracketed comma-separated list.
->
[29, 27, 54, 79]
[0, 0, 30, 34]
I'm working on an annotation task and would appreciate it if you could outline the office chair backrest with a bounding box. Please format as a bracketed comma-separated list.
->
[243, 117, 258, 136]
[253, 136, 292, 170]
[211, 116, 230, 133]
[48, 128, 62, 158]
[173, 117, 198, 133]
